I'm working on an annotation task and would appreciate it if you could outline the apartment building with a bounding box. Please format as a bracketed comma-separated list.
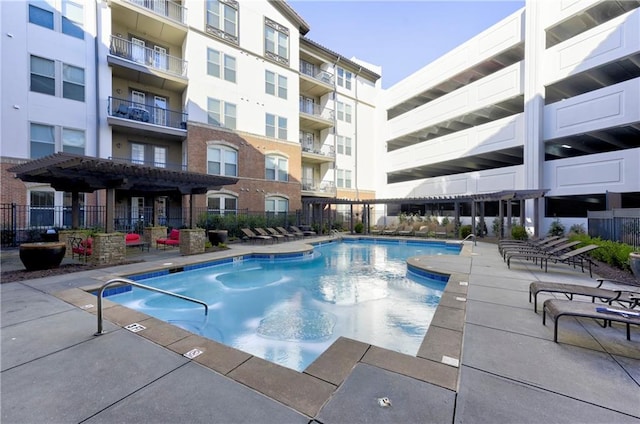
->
[381, 0, 640, 234]
[0, 0, 380, 232]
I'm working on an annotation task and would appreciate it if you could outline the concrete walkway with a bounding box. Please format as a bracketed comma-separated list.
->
[1, 239, 639, 423]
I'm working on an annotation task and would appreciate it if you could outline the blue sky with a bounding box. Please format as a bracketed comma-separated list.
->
[288, 1, 525, 88]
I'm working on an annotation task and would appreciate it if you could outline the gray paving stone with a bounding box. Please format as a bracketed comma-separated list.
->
[462, 324, 640, 417]
[1, 283, 74, 326]
[317, 363, 455, 424]
[304, 336, 369, 386]
[455, 366, 640, 423]
[1, 308, 117, 371]
[84, 362, 309, 424]
[1, 329, 188, 423]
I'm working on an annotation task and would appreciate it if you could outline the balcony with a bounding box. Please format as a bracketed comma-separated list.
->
[299, 103, 334, 131]
[109, 156, 187, 171]
[111, 0, 187, 45]
[301, 144, 335, 164]
[108, 35, 188, 91]
[301, 180, 337, 197]
[107, 96, 187, 140]
[300, 69, 334, 97]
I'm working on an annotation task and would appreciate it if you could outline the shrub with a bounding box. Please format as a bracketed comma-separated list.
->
[459, 225, 472, 239]
[441, 216, 450, 226]
[568, 233, 635, 271]
[492, 218, 503, 236]
[548, 219, 565, 237]
[354, 222, 364, 233]
[568, 223, 586, 235]
[511, 225, 528, 240]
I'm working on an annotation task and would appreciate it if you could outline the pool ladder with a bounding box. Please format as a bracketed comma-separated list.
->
[94, 277, 208, 336]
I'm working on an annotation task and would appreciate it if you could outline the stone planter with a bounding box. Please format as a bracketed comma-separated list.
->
[19, 242, 66, 271]
[208, 230, 228, 245]
[630, 252, 640, 279]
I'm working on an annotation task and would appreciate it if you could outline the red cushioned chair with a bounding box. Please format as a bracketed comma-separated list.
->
[156, 229, 180, 249]
[71, 237, 92, 259]
[125, 233, 140, 246]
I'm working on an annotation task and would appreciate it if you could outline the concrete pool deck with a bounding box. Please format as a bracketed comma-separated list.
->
[1, 236, 639, 423]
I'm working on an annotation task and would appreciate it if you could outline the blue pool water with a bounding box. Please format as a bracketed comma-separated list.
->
[106, 239, 459, 371]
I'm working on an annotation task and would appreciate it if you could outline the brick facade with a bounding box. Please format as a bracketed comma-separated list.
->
[186, 122, 302, 212]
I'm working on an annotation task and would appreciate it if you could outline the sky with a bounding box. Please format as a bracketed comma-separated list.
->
[288, 0, 525, 88]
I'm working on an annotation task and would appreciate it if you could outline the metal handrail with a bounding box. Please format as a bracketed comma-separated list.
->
[462, 233, 477, 246]
[94, 277, 208, 335]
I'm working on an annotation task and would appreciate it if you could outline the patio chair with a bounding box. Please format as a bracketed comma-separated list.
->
[266, 227, 294, 240]
[415, 226, 429, 237]
[397, 224, 414, 236]
[254, 227, 284, 242]
[500, 237, 568, 259]
[277, 226, 302, 239]
[529, 278, 640, 313]
[507, 244, 600, 277]
[71, 237, 92, 260]
[156, 229, 180, 249]
[381, 226, 398, 236]
[542, 298, 640, 342]
[240, 228, 273, 244]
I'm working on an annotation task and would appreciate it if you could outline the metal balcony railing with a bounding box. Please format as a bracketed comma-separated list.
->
[301, 143, 336, 158]
[110, 35, 188, 78]
[301, 68, 334, 86]
[301, 180, 337, 195]
[108, 96, 187, 130]
[124, 0, 187, 25]
[299, 102, 334, 121]
[109, 156, 187, 172]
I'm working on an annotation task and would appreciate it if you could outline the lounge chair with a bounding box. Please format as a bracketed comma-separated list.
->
[397, 224, 414, 236]
[500, 237, 568, 259]
[498, 236, 561, 255]
[507, 244, 600, 277]
[278, 226, 302, 239]
[267, 227, 294, 240]
[290, 225, 315, 236]
[240, 228, 273, 244]
[415, 226, 429, 237]
[156, 229, 180, 249]
[529, 279, 640, 313]
[254, 227, 284, 242]
[543, 298, 640, 342]
[381, 226, 398, 236]
[502, 238, 574, 261]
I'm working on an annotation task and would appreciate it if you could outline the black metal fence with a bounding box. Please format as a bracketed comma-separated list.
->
[0, 203, 313, 247]
[588, 208, 640, 249]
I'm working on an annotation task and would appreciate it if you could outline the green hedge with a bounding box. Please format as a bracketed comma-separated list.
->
[568, 233, 636, 272]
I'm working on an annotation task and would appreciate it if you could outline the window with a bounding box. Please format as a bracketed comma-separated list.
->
[207, 98, 236, 129]
[207, 48, 236, 83]
[62, 0, 83, 39]
[337, 169, 352, 188]
[337, 136, 352, 156]
[62, 64, 84, 101]
[337, 67, 352, 90]
[264, 18, 289, 64]
[337, 102, 352, 123]
[30, 190, 55, 227]
[265, 114, 287, 140]
[265, 70, 287, 99]
[30, 123, 55, 159]
[29, 3, 54, 29]
[265, 196, 288, 214]
[207, 194, 237, 214]
[62, 128, 85, 155]
[207, 145, 237, 176]
[206, 0, 238, 43]
[154, 146, 167, 168]
[266, 155, 288, 182]
[131, 143, 145, 164]
[30, 56, 55, 95]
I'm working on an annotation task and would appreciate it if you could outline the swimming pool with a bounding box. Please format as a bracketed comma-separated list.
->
[106, 239, 460, 371]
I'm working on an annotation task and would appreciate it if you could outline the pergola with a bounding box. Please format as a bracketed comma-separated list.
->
[302, 189, 548, 238]
[9, 152, 238, 231]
